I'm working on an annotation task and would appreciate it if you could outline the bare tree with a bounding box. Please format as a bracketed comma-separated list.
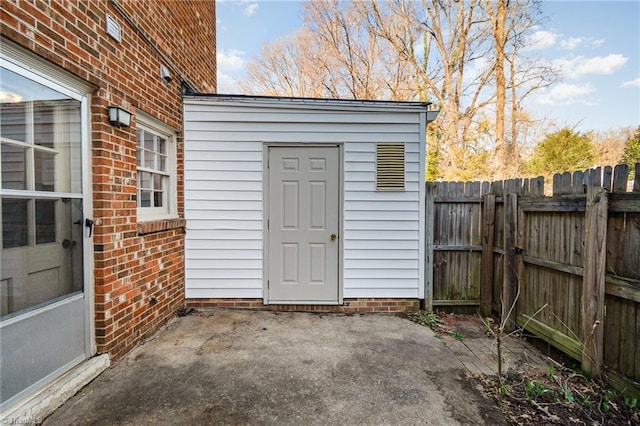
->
[241, 1, 416, 100]
[241, 0, 557, 180]
[240, 28, 327, 97]
[484, 0, 509, 178]
[361, 0, 498, 179]
[484, 0, 557, 178]
[592, 127, 635, 167]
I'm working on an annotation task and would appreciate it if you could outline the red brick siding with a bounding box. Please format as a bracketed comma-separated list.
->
[1, 0, 216, 360]
[185, 298, 421, 314]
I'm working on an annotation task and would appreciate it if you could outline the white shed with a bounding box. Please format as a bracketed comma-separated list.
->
[183, 95, 436, 310]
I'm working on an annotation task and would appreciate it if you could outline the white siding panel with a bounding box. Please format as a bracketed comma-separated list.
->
[187, 279, 263, 289]
[345, 210, 417, 221]
[347, 220, 418, 231]
[344, 230, 418, 240]
[186, 190, 262, 201]
[347, 259, 419, 269]
[187, 120, 418, 134]
[186, 171, 262, 182]
[186, 130, 418, 144]
[188, 249, 263, 259]
[344, 191, 419, 202]
[344, 279, 419, 288]
[344, 249, 418, 259]
[345, 201, 418, 211]
[345, 151, 375, 162]
[188, 259, 262, 269]
[186, 180, 262, 191]
[184, 150, 263, 162]
[185, 161, 262, 172]
[186, 230, 261, 240]
[188, 220, 262, 230]
[186, 210, 262, 220]
[184, 98, 425, 300]
[186, 239, 262, 250]
[186, 109, 419, 125]
[184, 140, 261, 152]
[343, 239, 419, 251]
[185, 268, 262, 279]
[187, 200, 262, 211]
[345, 171, 376, 182]
[186, 288, 263, 298]
[344, 288, 419, 298]
[344, 269, 417, 279]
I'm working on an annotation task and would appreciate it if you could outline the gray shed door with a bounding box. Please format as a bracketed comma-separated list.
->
[267, 146, 339, 303]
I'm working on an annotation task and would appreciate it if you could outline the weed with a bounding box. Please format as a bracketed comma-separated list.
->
[525, 380, 549, 402]
[598, 389, 616, 413]
[450, 331, 464, 341]
[498, 383, 507, 400]
[411, 311, 443, 330]
[560, 382, 574, 403]
[547, 363, 556, 381]
[624, 395, 638, 409]
[581, 392, 593, 410]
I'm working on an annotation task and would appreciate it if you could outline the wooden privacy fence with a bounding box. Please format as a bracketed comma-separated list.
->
[425, 163, 640, 395]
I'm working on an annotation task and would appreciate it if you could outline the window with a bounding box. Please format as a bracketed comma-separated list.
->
[1, 59, 86, 316]
[135, 113, 176, 220]
[376, 142, 405, 191]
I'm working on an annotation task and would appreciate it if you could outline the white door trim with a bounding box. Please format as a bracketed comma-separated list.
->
[262, 143, 343, 304]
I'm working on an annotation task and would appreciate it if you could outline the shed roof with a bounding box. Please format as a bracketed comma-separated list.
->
[185, 93, 437, 117]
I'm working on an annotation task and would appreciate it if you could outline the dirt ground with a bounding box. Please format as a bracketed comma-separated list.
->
[431, 312, 640, 425]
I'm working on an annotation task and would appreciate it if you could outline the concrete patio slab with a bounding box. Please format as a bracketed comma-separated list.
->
[43, 310, 506, 425]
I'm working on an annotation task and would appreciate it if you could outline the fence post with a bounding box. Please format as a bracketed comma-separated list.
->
[502, 193, 518, 332]
[582, 186, 608, 378]
[481, 194, 496, 316]
[424, 183, 434, 312]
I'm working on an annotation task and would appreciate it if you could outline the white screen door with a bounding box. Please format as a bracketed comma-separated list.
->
[1, 60, 89, 411]
[267, 146, 339, 303]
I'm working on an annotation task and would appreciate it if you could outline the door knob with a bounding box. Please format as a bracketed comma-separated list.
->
[330, 234, 337, 241]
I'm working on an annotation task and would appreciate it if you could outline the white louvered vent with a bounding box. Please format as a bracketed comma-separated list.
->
[376, 142, 405, 191]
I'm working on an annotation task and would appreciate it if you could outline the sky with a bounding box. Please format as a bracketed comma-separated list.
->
[216, 0, 640, 133]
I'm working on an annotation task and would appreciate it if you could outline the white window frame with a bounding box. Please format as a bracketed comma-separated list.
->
[135, 111, 177, 221]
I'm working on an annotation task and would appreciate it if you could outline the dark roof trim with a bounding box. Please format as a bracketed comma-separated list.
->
[186, 92, 432, 109]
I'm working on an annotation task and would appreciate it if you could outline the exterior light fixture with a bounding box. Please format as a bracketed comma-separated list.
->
[108, 106, 132, 127]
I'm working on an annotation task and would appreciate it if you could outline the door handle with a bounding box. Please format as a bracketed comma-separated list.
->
[85, 218, 94, 237]
[62, 239, 77, 249]
[330, 234, 337, 241]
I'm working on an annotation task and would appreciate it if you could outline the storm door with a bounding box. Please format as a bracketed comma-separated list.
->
[0, 60, 90, 411]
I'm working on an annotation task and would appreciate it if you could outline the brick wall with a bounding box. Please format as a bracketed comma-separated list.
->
[186, 298, 422, 314]
[1, 0, 216, 359]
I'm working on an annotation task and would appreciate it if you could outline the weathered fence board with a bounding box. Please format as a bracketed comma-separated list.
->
[427, 181, 486, 308]
[581, 186, 608, 378]
[426, 163, 640, 396]
[481, 194, 496, 316]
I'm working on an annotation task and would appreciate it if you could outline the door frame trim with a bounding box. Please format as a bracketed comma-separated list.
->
[262, 143, 343, 305]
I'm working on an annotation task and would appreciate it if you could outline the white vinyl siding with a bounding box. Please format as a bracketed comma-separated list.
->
[184, 97, 426, 300]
